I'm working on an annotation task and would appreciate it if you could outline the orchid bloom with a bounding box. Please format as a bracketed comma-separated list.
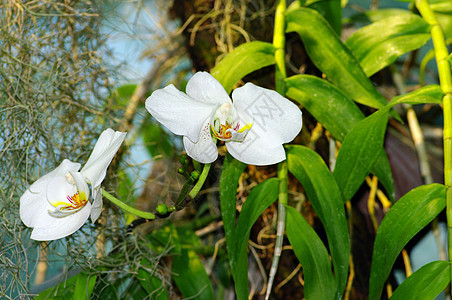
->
[20, 129, 126, 241]
[146, 72, 302, 165]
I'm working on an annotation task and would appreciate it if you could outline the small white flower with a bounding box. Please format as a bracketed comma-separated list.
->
[145, 72, 302, 165]
[20, 129, 126, 241]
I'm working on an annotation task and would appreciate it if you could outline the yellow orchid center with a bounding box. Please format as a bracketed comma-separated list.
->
[50, 191, 88, 211]
[47, 171, 90, 217]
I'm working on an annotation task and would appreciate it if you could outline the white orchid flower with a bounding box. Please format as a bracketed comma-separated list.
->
[20, 129, 126, 241]
[146, 72, 302, 165]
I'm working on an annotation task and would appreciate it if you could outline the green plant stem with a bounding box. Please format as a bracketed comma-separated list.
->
[273, 0, 287, 94]
[188, 163, 211, 199]
[265, 163, 288, 299]
[416, 0, 452, 282]
[102, 189, 156, 219]
[266, 1, 287, 299]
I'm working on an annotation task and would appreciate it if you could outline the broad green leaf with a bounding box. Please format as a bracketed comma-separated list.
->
[219, 154, 246, 256]
[287, 145, 349, 298]
[211, 41, 276, 94]
[437, 12, 452, 39]
[172, 249, 214, 300]
[346, 14, 431, 76]
[123, 279, 149, 300]
[369, 184, 447, 300]
[36, 272, 93, 300]
[372, 150, 395, 202]
[73, 273, 96, 300]
[140, 119, 175, 158]
[116, 170, 138, 224]
[344, 9, 412, 24]
[285, 75, 394, 201]
[286, 8, 387, 108]
[285, 74, 364, 142]
[333, 110, 389, 202]
[390, 261, 450, 300]
[306, 0, 342, 36]
[431, 0, 452, 13]
[431, 0, 452, 37]
[387, 84, 443, 107]
[110, 84, 138, 110]
[232, 178, 279, 300]
[137, 264, 168, 300]
[286, 205, 336, 300]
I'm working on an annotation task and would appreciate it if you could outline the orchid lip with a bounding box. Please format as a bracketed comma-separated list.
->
[47, 171, 90, 217]
[210, 102, 252, 142]
[210, 122, 252, 142]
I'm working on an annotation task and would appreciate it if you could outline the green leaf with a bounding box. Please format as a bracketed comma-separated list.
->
[36, 272, 95, 300]
[390, 261, 450, 300]
[344, 9, 412, 24]
[110, 84, 138, 110]
[285, 75, 394, 201]
[369, 184, 447, 300]
[219, 154, 246, 256]
[211, 41, 276, 94]
[147, 223, 182, 254]
[231, 178, 279, 300]
[333, 110, 389, 202]
[172, 249, 214, 300]
[140, 118, 175, 158]
[285, 205, 336, 300]
[372, 150, 395, 202]
[387, 84, 443, 107]
[431, 0, 452, 14]
[306, 0, 342, 36]
[287, 145, 349, 298]
[137, 265, 168, 300]
[73, 273, 96, 300]
[436, 12, 452, 39]
[285, 74, 364, 142]
[345, 14, 431, 76]
[286, 7, 387, 108]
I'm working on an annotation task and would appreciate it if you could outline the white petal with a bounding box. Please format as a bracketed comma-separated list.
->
[81, 129, 126, 190]
[146, 84, 219, 143]
[228, 83, 302, 165]
[90, 187, 103, 223]
[183, 118, 218, 163]
[30, 203, 92, 241]
[226, 137, 287, 165]
[186, 72, 232, 105]
[20, 159, 81, 228]
[232, 83, 302, 146]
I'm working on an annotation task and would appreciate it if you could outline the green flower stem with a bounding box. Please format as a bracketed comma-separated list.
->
[278, 162, 288, 204]
[416, 0, 452, 279]
[266, 1, 287, 299]
[188, 163, 211, 199]
[265, 162, 288, 299]
[102, 189, 156, 219]
[273, 0, 287, 94]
